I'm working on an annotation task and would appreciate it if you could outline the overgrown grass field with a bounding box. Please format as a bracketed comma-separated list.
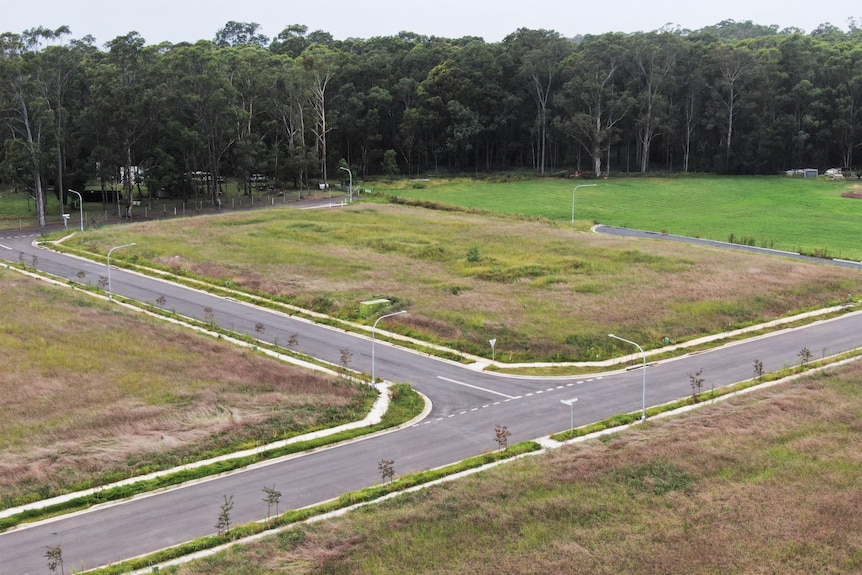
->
[0, 268, 372, 508]
[380, 175, 862, 260]
[165, 363, 862, 575]
[59, 200, 862, 361]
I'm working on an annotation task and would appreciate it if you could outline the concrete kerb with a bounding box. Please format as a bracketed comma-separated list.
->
[0, 385, 431, 524]
[123, 355, 862, 575]
[487, 304, 856, 373]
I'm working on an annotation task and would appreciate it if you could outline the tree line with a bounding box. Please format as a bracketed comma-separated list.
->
[2, 19, 862, 225]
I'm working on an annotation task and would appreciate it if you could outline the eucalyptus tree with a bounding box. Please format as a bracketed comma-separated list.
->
[214, 21, 269, 48]
[0, 27, 72, 225]
[301, 44, 342, 186]
[393, 34, 452, 174]
[417, 57, 477, 171]
[628, 31, 678, 172]
[557, 33, 634, 177]
[706, 41, 755, 170]
[453, 38, 509, 171]
[85, 32, 158, 217]
[772, 34, 828, 169]
[223, 43, 277, 190]
[336, 82, 391, 176]
[670, 36, 710, 172]
[35, 33, 93, 207]
[164, 40, 238, 205]
[829, 40, 862, 168]
[503, 28, 573, 174]
[270, 24, 309, 58]
[270, 54, 313, 190]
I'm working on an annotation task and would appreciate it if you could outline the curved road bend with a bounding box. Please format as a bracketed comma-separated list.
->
[1, 231, 861, 573]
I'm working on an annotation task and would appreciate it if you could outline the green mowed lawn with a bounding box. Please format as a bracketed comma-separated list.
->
[381, 176, 862, 260]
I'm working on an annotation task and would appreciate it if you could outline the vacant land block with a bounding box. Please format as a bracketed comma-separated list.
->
[62, 201, 862, 361]
[0, 268, 370, 506]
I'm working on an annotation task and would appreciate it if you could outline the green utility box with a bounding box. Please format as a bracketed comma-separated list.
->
[359, 298, 390, 318]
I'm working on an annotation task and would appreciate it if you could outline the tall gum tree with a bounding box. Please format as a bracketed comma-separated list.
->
[503, 28, 572, 174]
[708, 42, 754, 170]
[0, 28, 70, 226]
[301, 44, 341, 187]
[628, 31, 678, 173]
[87, 32, 156, 217]
[557, 33, 633, 178]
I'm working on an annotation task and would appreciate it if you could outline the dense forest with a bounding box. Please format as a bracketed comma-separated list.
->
[2, 19, 862, 224]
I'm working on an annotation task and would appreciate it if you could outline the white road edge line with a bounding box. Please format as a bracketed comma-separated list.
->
[0, 243, 12, 250]
[437, 376, 519, 399]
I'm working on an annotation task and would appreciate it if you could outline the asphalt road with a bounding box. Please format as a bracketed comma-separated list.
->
[1, 224, 860, 574]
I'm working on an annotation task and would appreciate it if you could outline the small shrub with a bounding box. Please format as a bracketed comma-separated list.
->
[798, 347, 812, 369]
[216, 495, 234, 535]
[753, 359, 764, 381]
[262, 485, 282, 524]
[45, 544, 64, 574]
[689, 368, 704, 401]
[494, 424, 512, 451]
[378, 459, 395, 483]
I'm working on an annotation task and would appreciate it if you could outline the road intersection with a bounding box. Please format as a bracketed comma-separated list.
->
[1, 227, 860, 574]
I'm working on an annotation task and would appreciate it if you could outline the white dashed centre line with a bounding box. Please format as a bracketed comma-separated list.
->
[437, 376, 519, 399]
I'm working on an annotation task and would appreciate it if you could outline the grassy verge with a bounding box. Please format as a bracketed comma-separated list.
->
[0, 384, 423, 533]
[489, 305, 856, 377]
[43, 199, 862, 363]
[81, 440, 542, 575]
[150, 359, 862, 575]
[552, 349, 862, 441]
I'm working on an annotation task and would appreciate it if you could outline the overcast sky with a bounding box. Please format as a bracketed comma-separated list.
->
[4, 0, 860, 46]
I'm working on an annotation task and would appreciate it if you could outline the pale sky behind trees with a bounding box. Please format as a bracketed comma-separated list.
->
[4, 0, 860, 46]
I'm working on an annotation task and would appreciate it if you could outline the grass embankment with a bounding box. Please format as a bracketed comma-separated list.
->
[380, 175, 862, 261]
[0, 267, 375, 510]
[161, 362, 862, 575]
[55, 200, 862, 361]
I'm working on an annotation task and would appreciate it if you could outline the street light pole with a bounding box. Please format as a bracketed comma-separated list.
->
[571, 184, 597, 225]
[560, 397, 578, 434]
[107, 242, 136, 301]
[339, 166, 353, 203]
[371, 310, 407, 385]
[608, 333, 647, 421]
[67, 189, 84, 232]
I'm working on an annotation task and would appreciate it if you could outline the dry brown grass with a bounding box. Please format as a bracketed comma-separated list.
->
[170, 362, 862, 575]
[0, 269, 363, 504]
[68, 203, 862, 360]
